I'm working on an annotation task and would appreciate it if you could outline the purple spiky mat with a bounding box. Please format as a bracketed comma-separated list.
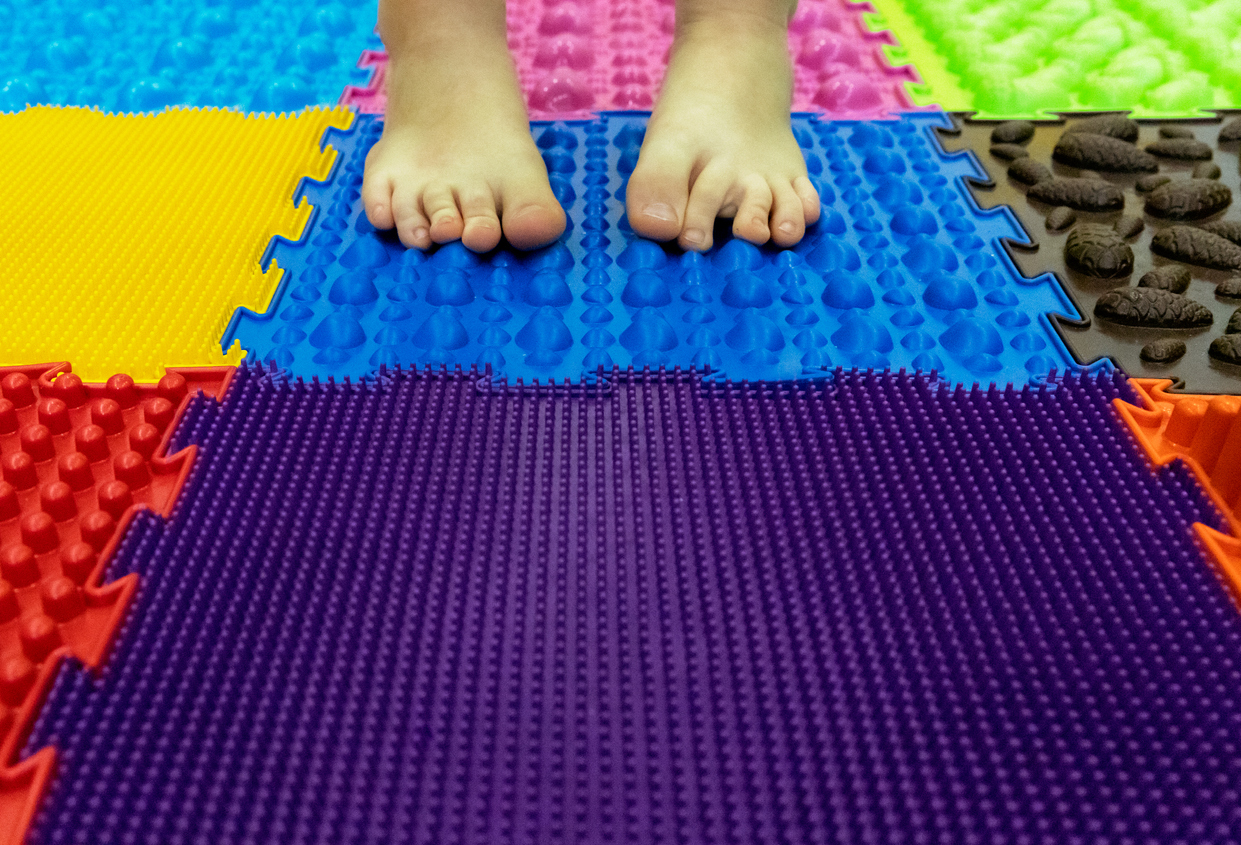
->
[24, 366, 1241, 844]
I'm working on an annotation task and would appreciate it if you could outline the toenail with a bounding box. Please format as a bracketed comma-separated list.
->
[412, 227, 428, 241]
[644, 203, 677, 223]
[683, 228, 705, 245]
[778, 221, 796, 235]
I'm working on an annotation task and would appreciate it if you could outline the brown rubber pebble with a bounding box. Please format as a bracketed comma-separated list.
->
[1218, 277, 1241, 298]
[1140, 339, 1187, 364]
[1145, 138, 1214, 160]
[1053, 132, 1158, 172]
[1094, 288, 1213, 329]
[1114, 216, 1145, 239]
[1192, 161, 1222, 180]
[1066, 115, 1139, 142]
[1159, 126, 1196, 139]
[1227, 308, 1241, 335]
[1028, 178, 1125, 212]
[1201, 221, 1241, 245]
[1209, 334, 1241, 365]
[1008, 158, 1052, 185]
[1135, 174, 1171, 193]
[1065, 224, 1134, 277]
[990, 120, 1035, 145]
[1137, 265, 1191, 294]
[1145, 180, 1233, 220]
[1045, 206, 1077, 231]
[1152, 226, 1241, 270]
[990, 143, 1029, 161]
[1220, 119, 1241, 143]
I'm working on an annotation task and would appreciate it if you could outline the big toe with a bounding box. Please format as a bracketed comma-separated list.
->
[500, 179, 566, 250]
[625, 150, 692, 242]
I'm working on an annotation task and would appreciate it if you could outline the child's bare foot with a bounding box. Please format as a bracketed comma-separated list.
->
[362, 31, 565, 252]
[626, 9, 819, 252]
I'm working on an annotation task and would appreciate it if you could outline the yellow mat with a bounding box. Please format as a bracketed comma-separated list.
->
[0, 105, 353, 382]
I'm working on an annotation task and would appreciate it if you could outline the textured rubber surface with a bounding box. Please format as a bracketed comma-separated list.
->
[1118, 380, 1241, 615]
[863, 0, 1240, 117]
[25, 365, 1241, 845]
[226, 112, 1080, 387]
[0, 364, 228, 845]
[341, 0, 922, 119]
[0, 106, 351, 382]
[859, 0, 974, 111]
[938, 112, 1241, 394]
[0, 1, 379, 113]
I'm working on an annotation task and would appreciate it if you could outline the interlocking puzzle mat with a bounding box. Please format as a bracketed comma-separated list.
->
[0, 363, 228, 845]
[938, 113, 1241, 394]
[0, 0, 380, 113]
[852, 0, 972, 113]
[226, 112, 1082, 387]
[0, 106, 351, 383]
[22, 366, 1241, 844]
[864, 0, 1241, 118]
[0, 0, 1240, 839]
[343, 0, 923, 119]
[1117, 380, 1241, 598]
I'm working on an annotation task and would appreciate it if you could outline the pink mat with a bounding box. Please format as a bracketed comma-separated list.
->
[341, 0, 922, 119]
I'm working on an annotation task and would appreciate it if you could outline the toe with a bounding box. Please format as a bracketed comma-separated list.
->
[361, 161, 395, 231]
[625, 146, 694, 242]
[731, 175, 774, 245]
[391, 184, 431, 250]
[458, 186, 503, 253]
[499, 174, 566, 250]
[679, 164, 733, 252]
[793, 175, 821, 226]
[769, 180, 807, 248]
[423, 186, 465, 244]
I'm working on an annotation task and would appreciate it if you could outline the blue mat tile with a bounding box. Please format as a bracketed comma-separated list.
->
[226, 111, 1090, 387]
[0, 0, 379, 112]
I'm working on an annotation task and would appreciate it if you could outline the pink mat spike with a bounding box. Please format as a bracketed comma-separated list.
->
[341, 0, 923, 118]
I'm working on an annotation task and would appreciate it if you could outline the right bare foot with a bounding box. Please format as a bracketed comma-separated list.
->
[362, 30, 566, 253]
[625, 9, 818, 252]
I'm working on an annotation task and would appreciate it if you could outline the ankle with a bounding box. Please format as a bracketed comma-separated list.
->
[382, 35, 530, 131]
[379, 0, 508, 57]
[385, 27, 510, 73]
[673, 5, 792, 43]
[661, 8, 794, 111]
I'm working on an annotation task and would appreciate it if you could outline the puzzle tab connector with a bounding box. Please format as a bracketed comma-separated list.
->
[0, 363, 232, 845]
[1116, 379, 1241, 598]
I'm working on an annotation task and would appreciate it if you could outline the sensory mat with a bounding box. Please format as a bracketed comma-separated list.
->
[1118, 379, 1241, 596]
[0, 1, 380, 112]
[939, 112, 1241, 394]
[24, 366, 1241, 845]
[0, 0, 1240, 842]
[865, 0, 1241, 118]
[0, 106, 351, 383]
[0, 364, 229, 843]
[225, 112, 1081, 387]
[343, 0, 924, 119]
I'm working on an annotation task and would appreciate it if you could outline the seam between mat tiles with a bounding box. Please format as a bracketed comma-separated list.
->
[220, 113, 356, 359]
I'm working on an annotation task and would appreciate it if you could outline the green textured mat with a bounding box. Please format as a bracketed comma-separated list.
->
[864, 0, 1241, 118]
